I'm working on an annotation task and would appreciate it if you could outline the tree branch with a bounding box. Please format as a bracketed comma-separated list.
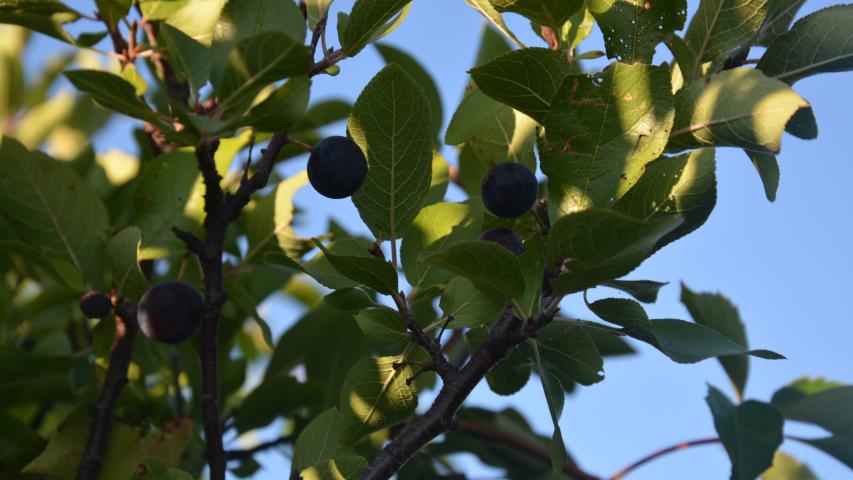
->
[360, 301, 561, 480]
[76, 302, 138, 480]
[226, 435, 295, 461]
[457, 420, 602, 480]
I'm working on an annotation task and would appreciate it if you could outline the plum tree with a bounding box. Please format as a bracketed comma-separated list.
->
[307, 136, 368, 199]
[479, 227, 524, 255]
[481, 162, 538, 218]
[137, 281, 203, 344]
[78, 291, 112, 319]
[2, 2, 852, 480]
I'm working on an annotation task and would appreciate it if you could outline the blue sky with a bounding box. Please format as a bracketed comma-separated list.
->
[24, 0, 853, 478]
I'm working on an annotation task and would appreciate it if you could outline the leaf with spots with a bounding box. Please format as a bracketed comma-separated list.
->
[540, 63, 674, 215]
[337, 355, 418, 445]
[614, 148, 716, 251]
[587, 0, 687, 64]
[350, 64, 433, 242]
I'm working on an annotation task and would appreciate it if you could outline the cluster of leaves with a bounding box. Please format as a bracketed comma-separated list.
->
[0, 0, 852, 479]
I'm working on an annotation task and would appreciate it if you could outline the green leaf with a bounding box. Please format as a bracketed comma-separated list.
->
[784, 106, 818, 140]
[470, 47, 575, 123]
[533, 323, 604, 386]
[401, 201, 483, 290]
[683, 0, 770, 79]
[517, 233, 544, 316]
[467, 330, 532, 396]
[464, 0, 525, 49]
[529, 341, 569, 472]
[64, 70, 170, 130]
[244, 171, 311, 263]
[341, 0, 411, 56]
[490, 0, 583, 31]
[0, 412, 46, 480]
[22, 407, 193, 478]
[0, 137, 108, 287]
[615, 149, 717, 250]
[649, 319, 783, 364]
[302, 237, 375, 289]
[0, 346, 74, 406]
[681, 283, 749, 399]
[428, 240, 524, 300]
[587, 0, 687, 64]
[758, 5, 853, 86]
[588, 297, 654, 342]
[305, 0, 334, 29]
[668, 69, 809, 153]
[440, 277, 506, 328]
[95, 0, 131, 27]
[234, 376, 322, 432]
[548, 209, 683, 295]
[771, 378, 853, 438]
[324, 288, 376, 311]
[354, 306, 408, 346]
[745, 150, 781, 202]
[798, 436, 853, 470]
[541, 63, 674, 214]
[314, 240, 399, 295]
[105, 227, 149, 302]
[338, 355, 418, 445]
[707, 386, 784, 480]
[133, 150, 199, 259]
[425, 151, 450, 205]
[602, 279, 667, 303]
[139, 0, 226, 44]
[762, 451, 818, 480]
[301, 454, 368, 480]
[0, 0, 80, 44]
[349, 64, 433, 241]
[225, 278, 274, 348]
[757, 0, 807, 46]
[293, 408, 348, 472]
[217, 32, 311, 111]
[445, 87, 507, 146]
[376, 43, 443, 139]
[157, 23, 212, 97]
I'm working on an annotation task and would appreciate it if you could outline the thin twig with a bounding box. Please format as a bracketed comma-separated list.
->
[76, 302, 139, 480]
[392, 291, 457, 381]
[226, 435, 295, 461]
[458, 420, 602, 480]
[609, 438, 721, 480]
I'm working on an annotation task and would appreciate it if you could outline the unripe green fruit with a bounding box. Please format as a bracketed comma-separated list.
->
[137, 281, 203, 344]
[479, 227, 524, 255]
[481, 162, 538, 219]
[307, 136, 368, 199]
[79, 291, 112, 319]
